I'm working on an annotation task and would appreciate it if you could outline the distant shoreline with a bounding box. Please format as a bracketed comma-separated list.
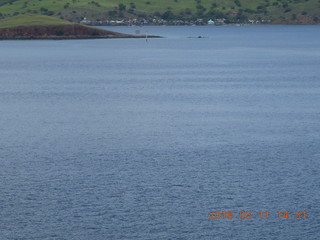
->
[79, 18, 319, 27]
[99, 23, 320, 27]
[0, 24, 160, 40]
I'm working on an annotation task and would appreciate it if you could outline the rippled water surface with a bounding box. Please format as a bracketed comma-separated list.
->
[1, 26, 320, 239]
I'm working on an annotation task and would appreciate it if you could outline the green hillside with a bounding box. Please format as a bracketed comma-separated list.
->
[0, 13, 72, 28]
[0, 0, 319, 24]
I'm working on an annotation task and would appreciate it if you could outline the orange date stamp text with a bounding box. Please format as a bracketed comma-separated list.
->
[208, 210, 307, 220]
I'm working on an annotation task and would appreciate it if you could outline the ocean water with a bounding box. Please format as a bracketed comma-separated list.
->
[0, 25, 320, 239]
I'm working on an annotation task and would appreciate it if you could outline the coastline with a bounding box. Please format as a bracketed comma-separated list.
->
[0, 24, 160, 40]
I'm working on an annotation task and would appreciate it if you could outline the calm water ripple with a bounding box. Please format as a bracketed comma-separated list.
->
[1, 25, 320, 239]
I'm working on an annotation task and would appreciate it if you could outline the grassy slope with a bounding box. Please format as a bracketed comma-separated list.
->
[0, 14, 72, 28]
[0, 0, 319, 23]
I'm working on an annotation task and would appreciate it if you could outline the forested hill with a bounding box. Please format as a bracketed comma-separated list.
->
[0, 0, 319, 24]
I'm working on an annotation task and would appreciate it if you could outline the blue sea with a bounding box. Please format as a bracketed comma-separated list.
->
[0, 25, 320, 239]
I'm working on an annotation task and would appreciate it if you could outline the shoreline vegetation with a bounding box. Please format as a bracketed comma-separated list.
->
[0, 14, 160, 40]
[0, 0, 319, 25]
